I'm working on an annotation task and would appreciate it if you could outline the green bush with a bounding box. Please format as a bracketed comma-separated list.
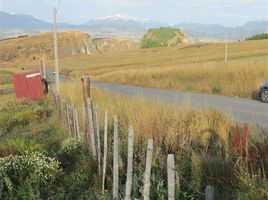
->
[0, 152, 61, 199]
[212, 85, 222, 94]
[245, 33, 268, 41]
[141, 27, 184, 48]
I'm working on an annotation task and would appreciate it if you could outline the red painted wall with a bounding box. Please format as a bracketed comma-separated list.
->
[12, 71, 44, 100]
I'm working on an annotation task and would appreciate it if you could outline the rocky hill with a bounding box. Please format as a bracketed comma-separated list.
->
[0, 31, 138, 63]
[141, 27, 188, 48]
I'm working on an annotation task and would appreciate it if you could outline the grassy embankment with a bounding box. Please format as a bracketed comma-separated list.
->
[60, 81, 268, 199]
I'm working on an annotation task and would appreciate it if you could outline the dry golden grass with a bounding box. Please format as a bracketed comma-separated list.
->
[0, 94, 16, 107]
[60, 81, 233, 155]
[60, 39, 268, 98]
[97, 59, 268, 97]
[2, 39, 268, 98]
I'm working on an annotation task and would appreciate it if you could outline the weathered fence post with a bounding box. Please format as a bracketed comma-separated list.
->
[125, 126, 134, 200]
[81, 76, 91, 102]
[144, 139, 154, 200]
[102, 110, 108, 193]
[66, 103, 71, 135]
[94, 105, 101, 175]
[67, 104, 73, 137]
[72, 107, 78, 138]
[61, 100, 67, 127]
[74, 108, 80, 140]
[205, 185, 214, 200]
[167, 154, 175, 200]
[113, 115, 119, 200]
[68, 105, 75, 138]
[81, 76, 90, 143]
[86, 98, 97, 158]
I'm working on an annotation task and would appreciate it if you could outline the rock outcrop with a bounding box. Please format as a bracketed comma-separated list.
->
[0, 31, 139, 63]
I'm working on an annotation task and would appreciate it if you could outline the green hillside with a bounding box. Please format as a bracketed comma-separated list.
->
[141, 27, 187, 48]
[245, 33, 268, 40]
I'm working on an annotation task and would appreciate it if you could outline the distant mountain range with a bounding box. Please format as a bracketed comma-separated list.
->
[1, 11, 268, 40]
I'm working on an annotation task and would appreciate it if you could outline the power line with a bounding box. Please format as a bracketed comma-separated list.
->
[56, 0, 63, 12]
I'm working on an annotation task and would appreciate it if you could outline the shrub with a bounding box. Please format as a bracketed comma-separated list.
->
[245, 33, 268, 41]
[141, 27, 184, 48]
[0, 152, 61, 199]
[212, 85, 222, 94]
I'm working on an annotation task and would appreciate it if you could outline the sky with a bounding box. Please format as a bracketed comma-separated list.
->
[0, 0, 267, 27]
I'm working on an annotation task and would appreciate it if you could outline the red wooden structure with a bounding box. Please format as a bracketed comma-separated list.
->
[12, 71, 44, 100]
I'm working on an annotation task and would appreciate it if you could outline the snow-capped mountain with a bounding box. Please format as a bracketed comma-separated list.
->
[100, 14, 139, 21]
[1, 11, 267, 40]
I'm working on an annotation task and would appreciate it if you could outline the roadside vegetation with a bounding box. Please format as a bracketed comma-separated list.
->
[60, 82, 268, 199]
[0, 98, 101, 199]
[246, 33, 268, 41]
[0, 70, 13, 90]
[0, 84, 267, 199]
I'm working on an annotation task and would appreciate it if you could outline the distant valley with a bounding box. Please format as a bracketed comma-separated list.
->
[1, 11, 267, 41]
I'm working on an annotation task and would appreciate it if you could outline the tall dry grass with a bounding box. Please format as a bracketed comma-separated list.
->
[60, 81, 233, 155]
[96, 58, 268, 97]
[59, 81, 267, 199]
[57, 39, 268, 98]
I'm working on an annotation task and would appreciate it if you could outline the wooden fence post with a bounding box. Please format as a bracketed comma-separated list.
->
[205, 185, 214, 200]
[144, 139, 154, 200]
[102, 110, 108, 193]
[113, 115, 119, 200]
[68, 104, 73, 137]
[94, 105, 101, 175]
[167, 154, 175, 200]
[72, 107, 78, 138]
[69, 105, 75, 138]
[87, 98, 97, 158]
[125, 126, 134, 200]
[81, 76, 90, 144]
[66, 103, 71, 135]
[81, 76, 91, 103]
[61, 100, 67, 127]
[74, 108, 80, 140]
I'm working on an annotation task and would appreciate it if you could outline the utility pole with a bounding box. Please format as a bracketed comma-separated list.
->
[42, 53, 46, 79]
[53, 8, 60, 94]
[225, 42, 228, 63]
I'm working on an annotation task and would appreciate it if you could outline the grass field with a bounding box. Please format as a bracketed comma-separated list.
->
[66, 39, 267, 98]
[2, 39, 267, 98]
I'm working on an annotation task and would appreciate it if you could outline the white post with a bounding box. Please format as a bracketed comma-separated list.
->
[225, 42, 228, 63]
[144, 139, 154, 200]
[125, 126, 134, 200]
[87, 98, 96, 158]
[74, 108, 80, 140]
[102, 110, 108, 193]
[53, 8, 60, 94]
[205, 185, 214, 200]
[167, 154, 175, 200]
[95, 105, 101, 175]
[113, 115, 119, 200]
